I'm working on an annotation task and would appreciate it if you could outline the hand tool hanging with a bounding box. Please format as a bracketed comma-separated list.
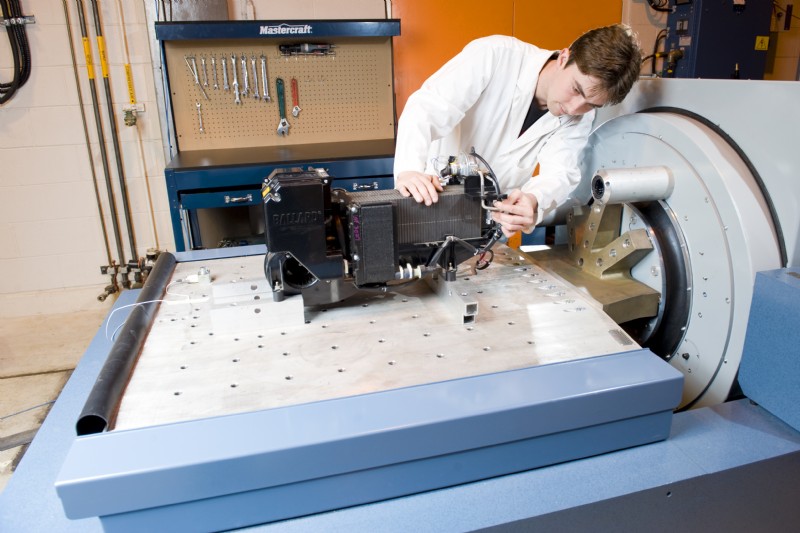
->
[260, 53, 271, 102]
[0, 0, 33, 105]
[291, 77, 301, 117]
[184, 54, 209, 100]
[63, 0, 116, 301]
[231, 53, 241, 104]
[86, 0, 139, 270]
[74, 0, 127, 285]
[276, 77, 289, 135]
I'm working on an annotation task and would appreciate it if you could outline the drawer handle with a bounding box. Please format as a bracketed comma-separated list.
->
[224, 194, 253, 204]
[352, 182, 379, 191]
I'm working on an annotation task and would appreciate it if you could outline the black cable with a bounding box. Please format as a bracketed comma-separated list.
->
[0, 0, 31, 104]
[0, 2, 21, 102]
[647, 0, 671, 13]
[469, 147, 502, 197]
[652, 29, 667, 75]
[11, 0, 30, 85]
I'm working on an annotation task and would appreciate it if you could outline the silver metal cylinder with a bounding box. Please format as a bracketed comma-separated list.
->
[592, 166, 674, 204]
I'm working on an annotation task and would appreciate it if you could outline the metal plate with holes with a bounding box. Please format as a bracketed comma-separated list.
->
[113, 246, 640, 431]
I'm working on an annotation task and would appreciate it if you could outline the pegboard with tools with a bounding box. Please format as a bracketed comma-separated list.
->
[157, 21, 400, 152]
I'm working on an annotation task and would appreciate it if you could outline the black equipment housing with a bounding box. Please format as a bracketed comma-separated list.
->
[262, 166, 501, 305]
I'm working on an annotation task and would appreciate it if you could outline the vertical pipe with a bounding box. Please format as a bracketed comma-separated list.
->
[116, 0, 161, 250]
[63, 0, 114, 268]
[75, 0, 126, 267]
[88, 0, 138, 262]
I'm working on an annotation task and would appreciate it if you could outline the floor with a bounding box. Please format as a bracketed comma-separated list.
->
[0, 300, 114, 494]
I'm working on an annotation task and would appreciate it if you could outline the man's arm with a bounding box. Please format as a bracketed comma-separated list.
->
[394, 37, 511, 203]
[520, 111, 594, 224]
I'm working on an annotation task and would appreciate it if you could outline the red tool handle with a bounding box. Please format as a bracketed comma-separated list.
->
[291, 77, 299, 107]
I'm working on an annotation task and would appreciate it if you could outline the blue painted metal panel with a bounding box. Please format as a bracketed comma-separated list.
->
[165, 153, 393, 251]
[739, 268, 800, 432]
[155, 20, 401, 41]
[55, 349, 682, 526]
[179, 189, 261, 210]
[663, 0, 772, 79]
[100, 413, 673, 532]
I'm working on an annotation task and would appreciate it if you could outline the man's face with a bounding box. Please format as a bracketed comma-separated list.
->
[546, 50, 607, 117]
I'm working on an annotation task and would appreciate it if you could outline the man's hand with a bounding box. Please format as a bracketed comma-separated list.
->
[491, 189, 538, 237]
[395, 171, 444, 206]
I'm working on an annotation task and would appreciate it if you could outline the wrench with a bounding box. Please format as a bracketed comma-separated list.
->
[276, 77, 289, 136]
[231, 54, 240, 104]
[196, 101, 204, 133]
[260, 54, 271, 102]
[184, 55, 209, 100]
[291, 77, 301, 117]
[222, 56, 229, 91]
[211, 55, 219, 90]
[240, 54, 249, 98]
[200, 55, 209, 87]
[250, 55, 259, 99]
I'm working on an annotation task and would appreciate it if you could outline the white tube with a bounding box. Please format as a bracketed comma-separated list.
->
[592, 166, 674, 204]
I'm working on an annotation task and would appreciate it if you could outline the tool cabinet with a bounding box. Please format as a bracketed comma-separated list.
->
[155, 20, 400, 251]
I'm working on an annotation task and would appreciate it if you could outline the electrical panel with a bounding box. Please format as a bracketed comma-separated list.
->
[663, 0, 773, 79]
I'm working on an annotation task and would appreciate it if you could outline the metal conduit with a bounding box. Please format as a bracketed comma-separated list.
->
[62, 0, 114, 270]
[88, 0, 138, 264]
[74, 0, 126, 269]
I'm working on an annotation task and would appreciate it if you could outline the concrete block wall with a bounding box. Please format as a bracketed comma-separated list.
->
[0, 0, 389, 317]
[0, 0, 169, 316]
[622, 0, 669, 76]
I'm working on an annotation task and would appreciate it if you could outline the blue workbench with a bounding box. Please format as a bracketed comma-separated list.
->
[2, 265, 799, 531]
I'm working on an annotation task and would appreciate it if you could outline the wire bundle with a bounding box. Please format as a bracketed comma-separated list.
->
[0, 0, 31, 104]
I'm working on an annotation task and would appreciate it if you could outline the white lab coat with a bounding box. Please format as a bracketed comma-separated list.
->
[394, 35, 594, 224]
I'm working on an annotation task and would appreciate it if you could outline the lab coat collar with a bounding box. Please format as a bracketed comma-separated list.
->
[510, 48, 561, 148]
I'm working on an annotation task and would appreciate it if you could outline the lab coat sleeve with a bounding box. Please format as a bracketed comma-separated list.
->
[521, 110, 594, 224]
[393, 37, 506, 180]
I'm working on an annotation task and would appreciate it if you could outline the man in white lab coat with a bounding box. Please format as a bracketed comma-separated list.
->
[394, 24, 642, 237]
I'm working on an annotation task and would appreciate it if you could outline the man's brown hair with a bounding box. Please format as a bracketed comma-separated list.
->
[567, 24, 642, 105]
